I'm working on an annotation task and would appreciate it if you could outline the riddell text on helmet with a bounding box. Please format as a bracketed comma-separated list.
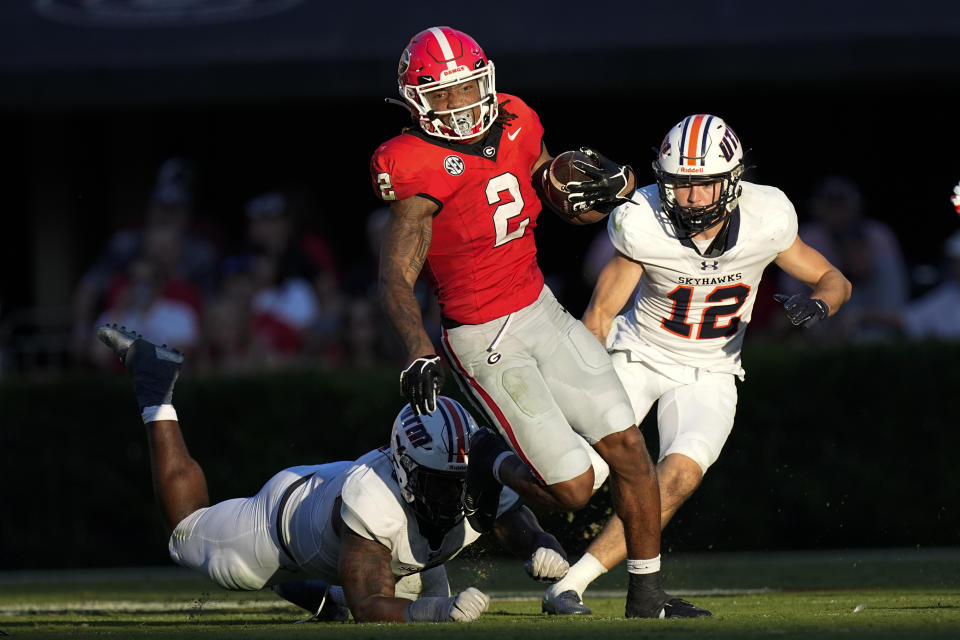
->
[679, 167, 706, 173]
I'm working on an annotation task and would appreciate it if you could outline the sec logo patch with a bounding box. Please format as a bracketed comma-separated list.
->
[444, 155, 465, 176]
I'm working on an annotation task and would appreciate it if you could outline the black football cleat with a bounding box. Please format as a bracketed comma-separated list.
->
[464, 427, 509, 533]
[97, 324, 183, 410]
[542, 589, 592, 615]
[625, 585, 712, 619]
[662, 597, 712, 618]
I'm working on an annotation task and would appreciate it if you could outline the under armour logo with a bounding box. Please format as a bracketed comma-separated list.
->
[701, 260, 719, 270]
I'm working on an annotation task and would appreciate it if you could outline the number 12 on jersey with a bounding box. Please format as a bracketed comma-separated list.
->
[661, 284, 751, 339]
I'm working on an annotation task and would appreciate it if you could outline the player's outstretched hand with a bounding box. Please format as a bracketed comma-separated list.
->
[405, 587, 490, 622]
[773, 293, 829, 327]
[566, 147, 636, 213]
[448, 588, 490, 622]
[951, 181, 960, 217]
[400, 355, 444, 415]
[524, 547, 569, 582]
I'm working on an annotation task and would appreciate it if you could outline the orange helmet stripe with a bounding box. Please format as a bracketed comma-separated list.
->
[684, 114, 707, 166]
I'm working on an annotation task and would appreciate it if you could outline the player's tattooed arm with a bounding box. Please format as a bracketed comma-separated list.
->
[338, 527, 410, 622]
[379, 195, 440, 362]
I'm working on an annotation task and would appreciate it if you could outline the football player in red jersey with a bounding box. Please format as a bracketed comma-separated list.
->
[371, 26, 708, 619]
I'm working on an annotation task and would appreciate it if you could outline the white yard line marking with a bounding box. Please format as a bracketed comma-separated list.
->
[0, 588, 775, 615]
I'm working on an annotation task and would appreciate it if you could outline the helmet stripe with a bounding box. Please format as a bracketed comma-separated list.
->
[427, 26, 460, 73]
[699, 115, 715, 162]
[439, 396, 467, 463]
[684, 114, 707, 166]
[437, 400, 456, 463]
[679, 116, 692, 163]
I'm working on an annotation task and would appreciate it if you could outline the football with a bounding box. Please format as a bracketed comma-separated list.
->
[542, 150, 608, 225]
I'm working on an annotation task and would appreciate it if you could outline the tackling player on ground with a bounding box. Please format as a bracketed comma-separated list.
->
[542, 114, 852, 613]
[371, 26, 707, 618]
[97, 323, 572, 624]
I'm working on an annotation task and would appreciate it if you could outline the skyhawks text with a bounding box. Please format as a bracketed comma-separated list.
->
[677, 272, 744, 286]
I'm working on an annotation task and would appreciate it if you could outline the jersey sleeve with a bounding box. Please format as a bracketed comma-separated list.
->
[606, 195, 648, 260]
[764, 186, 799, 253]
[338, 466, 405, 548]
[370, 137, 426, 203]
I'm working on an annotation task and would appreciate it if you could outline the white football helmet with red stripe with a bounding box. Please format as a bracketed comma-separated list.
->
[653, 114, 745, 236]
[397, 26, 498, 141]
[390, 396, 479, 530]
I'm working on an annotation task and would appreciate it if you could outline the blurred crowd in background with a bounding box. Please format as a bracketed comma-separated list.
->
[1, 157, 958, 380]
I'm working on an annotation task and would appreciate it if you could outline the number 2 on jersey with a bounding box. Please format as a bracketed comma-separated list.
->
[662, 284, 751, 339]
[487, 172, 528, 247]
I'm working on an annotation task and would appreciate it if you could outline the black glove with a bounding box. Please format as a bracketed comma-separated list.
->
[566, 147, 636, 213]
[400, 355, 445, 415]
[773, 293, 829, 327]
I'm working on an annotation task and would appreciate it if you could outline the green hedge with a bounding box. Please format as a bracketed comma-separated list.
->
[2, 341, 958, 570]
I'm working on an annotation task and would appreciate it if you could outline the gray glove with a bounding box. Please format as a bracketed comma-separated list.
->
[405, 587, 490, 622]
[524, 547, 569, 582]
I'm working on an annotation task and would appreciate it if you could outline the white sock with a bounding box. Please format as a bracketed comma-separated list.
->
[549, 552, 607, 597]
[626, 554, 661, 575]
[141, 404, 178, 424]
[491, 451, 513, 484]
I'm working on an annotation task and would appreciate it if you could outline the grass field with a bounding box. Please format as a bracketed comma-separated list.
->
[2, 547, 959, 639]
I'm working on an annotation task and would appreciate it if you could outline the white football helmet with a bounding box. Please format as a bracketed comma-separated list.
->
[397, 26, 498, 141]
[390, 396, 479, 531]
[653, 114, 744, 236]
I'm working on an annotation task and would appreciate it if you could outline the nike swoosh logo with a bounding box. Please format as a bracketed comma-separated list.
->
[507, 127, 522, 141]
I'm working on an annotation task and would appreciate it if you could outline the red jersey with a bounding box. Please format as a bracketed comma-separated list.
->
[370, 93, 546, 324]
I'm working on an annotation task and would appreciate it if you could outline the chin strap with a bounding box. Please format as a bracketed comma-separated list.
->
[698, 213, 734, 259]
[384, 97, 415, 116]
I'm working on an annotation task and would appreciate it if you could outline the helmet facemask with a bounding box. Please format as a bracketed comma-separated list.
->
[653, 164, 744, 237]
[402, 64, 498, 141]
[389, 398, 477, 545]
[395, 451, 467, 532]
[396, 27, 498, 142]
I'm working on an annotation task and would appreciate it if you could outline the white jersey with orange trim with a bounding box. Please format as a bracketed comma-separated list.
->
[287, 448, 520, 582]
[606, 181, 797, 378]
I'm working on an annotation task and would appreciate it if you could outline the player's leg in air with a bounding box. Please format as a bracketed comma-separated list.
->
[97, 324, 348, 621]
[97, 323, 208, 533]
